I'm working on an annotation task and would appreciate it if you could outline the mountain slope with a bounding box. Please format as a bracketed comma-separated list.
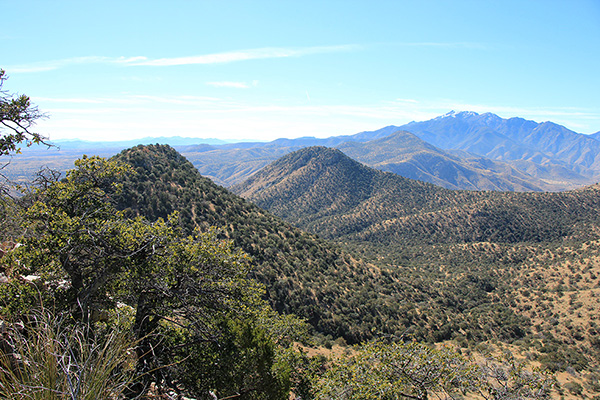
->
[233, 146, 600, 246]
[112, 144, 544, 346]
[234, 146, 600, 371]
[337, 131, 552, 191]
[109, 144, 387, 342]
[399, 111, 600, 183]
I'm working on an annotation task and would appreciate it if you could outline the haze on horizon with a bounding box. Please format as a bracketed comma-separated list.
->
[3, 0, 599, 142]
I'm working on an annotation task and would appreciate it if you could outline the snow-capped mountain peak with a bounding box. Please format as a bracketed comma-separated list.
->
[437, 110, 480, 119]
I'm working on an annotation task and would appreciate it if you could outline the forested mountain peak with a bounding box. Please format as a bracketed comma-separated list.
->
[234, 145, 600, 378]
[112, 144, 556, 349]
[232, 145, 383, 195]
[236, 145, 600, 247]
[109, 144, 415, 342]
[232, 145, 443, 228]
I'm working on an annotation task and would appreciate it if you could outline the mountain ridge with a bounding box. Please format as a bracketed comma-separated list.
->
[233, 146, 600, 246]
[233, 144, 600, 374]
[399, 111, 600, 181]
[110, 144, 554, 350]
[109, 144, 423, 342]
[336, 130, 555, 191]
[3, 111, 599, 192]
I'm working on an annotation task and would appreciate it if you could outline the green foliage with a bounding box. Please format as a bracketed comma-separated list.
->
[111, 144, 388, 343]
[537, 340, 589, 372]
[0, 279, 48, 320]
[316, 341, 475, 400]
[147, 305, 311, 399]
[315, 342, 555, 400]
[0, 195, 24, 242]
[169, 317, 290, 399]
[0, 69, 48, 159]
[16, 156, 148, 322]
[277, 348, 327, 400]
[122, 224, 266, 396]
[8, 154, 279, 397]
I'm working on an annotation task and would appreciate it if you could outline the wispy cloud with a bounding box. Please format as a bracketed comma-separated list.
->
[393, 98, 418, 104]
[34, 94, 225, 108]
[7, 45, 360, 73]
[9, 43, 481, 74]
[130, 45, 359, 66]
[8, 56, 145, 73]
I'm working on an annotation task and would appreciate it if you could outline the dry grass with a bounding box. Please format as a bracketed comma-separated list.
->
[0, 310, 138, 400]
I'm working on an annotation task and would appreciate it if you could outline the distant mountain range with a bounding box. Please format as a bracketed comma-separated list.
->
[399, 111, 600, 184]
[52, 136, 232, 149]
[182, 111, 600, 190]
[4, 111, 600, 191]
[336, 131, 553, 191]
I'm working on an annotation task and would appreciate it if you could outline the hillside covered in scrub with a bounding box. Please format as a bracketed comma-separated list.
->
[3, 1, 600, 394]
[110, 145, 538, 346]
[234, 145, 600, 378]
[0, 143, 592, 399]
[233, 146, 600, 245]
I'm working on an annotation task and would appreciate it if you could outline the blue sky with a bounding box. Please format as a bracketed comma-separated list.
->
[2, 0, 600, 142]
